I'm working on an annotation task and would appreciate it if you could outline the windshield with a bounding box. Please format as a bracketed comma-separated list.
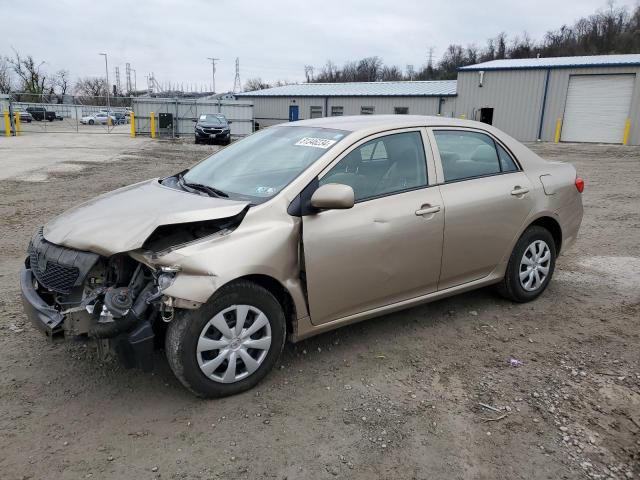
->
[184, 126, 348, 203]
[199, 114, 226, 125]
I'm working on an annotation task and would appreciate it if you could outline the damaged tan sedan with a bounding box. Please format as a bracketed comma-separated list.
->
[21, 116, 584, 397]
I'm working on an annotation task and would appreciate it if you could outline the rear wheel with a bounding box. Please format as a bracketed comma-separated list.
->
[165, 281, 286, 398]
[497, 225, 556, 302]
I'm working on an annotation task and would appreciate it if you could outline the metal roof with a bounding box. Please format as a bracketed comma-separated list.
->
[459, 54, 640, 71]
[235, 80, 457, 97]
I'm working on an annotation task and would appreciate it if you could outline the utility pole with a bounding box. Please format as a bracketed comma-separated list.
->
[125, 63, 132, 94]
[207, 57, 220, 94]
[115, 66, 121, 95]
[99, 53, 111, 128]
[233, 57, 242, 93]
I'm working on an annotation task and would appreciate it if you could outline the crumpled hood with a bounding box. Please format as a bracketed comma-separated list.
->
[44, 179, 249, 256]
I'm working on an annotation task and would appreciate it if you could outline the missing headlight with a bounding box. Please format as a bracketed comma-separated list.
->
[142, 208, 248, 254]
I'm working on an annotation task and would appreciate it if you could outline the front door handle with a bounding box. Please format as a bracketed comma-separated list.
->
[415, 205, 441, 216]
[510, 186, 529, 196]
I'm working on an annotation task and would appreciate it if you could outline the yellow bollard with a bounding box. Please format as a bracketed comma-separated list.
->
[554, 118, 562, 143]
[622, 118, 631, 146]
[130, 112, 135, 138]
[14, 111, 21, 136]
[460, 113, 466, 119]
[150, 111, 156, 139]
[3, 110, 10, 137]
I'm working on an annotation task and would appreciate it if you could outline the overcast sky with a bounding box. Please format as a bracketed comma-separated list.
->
[4, 0, 638, 92]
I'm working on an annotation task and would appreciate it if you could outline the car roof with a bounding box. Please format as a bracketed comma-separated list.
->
[288, 115, 484, 132]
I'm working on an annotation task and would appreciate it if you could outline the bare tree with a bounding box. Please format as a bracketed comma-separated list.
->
[74, 77, 107, 97]
[8, 49, 48, 94]
[380, 65, 403, 81]
[304, 65, 314, 83]
[0, 57, 12, 93]
[243, 78, 271, 92]
[54, 69, 70, 96]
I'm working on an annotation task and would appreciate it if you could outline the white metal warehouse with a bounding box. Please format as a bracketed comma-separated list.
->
[235, 80, 457, 127]
[237, 54, 640, 145]
[457, 54, 640, 145]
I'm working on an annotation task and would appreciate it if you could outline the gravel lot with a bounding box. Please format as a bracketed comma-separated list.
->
[0, 135, 638, 480]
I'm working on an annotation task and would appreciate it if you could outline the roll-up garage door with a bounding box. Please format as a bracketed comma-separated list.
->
[561, 74, 634, 144]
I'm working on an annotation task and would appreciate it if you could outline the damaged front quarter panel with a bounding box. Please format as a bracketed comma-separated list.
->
[141, 199, 308, 319]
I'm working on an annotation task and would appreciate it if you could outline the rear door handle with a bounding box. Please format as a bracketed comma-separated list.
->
[510, 187, 529, 196]
[415, 205, 441, 216]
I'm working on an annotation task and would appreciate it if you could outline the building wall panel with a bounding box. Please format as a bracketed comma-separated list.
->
[456, 70, 547, 141]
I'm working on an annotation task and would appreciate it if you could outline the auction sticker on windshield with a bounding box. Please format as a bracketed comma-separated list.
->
[294, 137, 337, 149]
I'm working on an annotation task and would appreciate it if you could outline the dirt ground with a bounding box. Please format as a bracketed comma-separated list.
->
[0, 136, 638, 480]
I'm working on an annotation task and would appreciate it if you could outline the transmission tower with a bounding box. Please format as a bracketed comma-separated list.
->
[233, 57, 242, 93]
[125, 63, 132, 94]
[427, 47, 435, 69]
[115, 66, 121, 94]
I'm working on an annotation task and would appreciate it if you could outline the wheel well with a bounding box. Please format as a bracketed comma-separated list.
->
[237, 274, 296, 336]
[529, 216, 562, 253]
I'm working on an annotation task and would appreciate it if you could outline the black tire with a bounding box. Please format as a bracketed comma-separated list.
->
[194, 136, 200, 144]
[165, 281, 286, 398]
[497, 225, 556, 303]
[88, 119, 94, 125]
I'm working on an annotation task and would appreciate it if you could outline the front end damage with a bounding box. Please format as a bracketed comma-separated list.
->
[21, 228, 192, 371]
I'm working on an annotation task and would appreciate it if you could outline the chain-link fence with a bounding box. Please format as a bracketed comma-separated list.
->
[2, 93, 254, 138]
[131, 97, 254, 138]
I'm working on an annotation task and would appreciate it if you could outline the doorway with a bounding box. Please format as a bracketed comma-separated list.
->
[289, 105, 299, 122]
[479, 107, 494, 125]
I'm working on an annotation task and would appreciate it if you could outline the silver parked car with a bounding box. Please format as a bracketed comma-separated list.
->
[81, 112, 117, 125]
[20, 116, 583, 397]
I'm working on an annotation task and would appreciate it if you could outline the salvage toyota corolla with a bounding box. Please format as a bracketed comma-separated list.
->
[21, 115, 583, 397]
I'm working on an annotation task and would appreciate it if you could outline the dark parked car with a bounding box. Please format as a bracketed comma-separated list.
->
[194, 114, 231, 145]
[113, 112, 127, 125]
[26, 106, 56, 122]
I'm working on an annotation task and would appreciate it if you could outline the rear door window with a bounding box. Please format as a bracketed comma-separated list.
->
[433, 130, 517, 182]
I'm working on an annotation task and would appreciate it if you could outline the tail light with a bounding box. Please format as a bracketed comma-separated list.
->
[575, 177, 584, 193]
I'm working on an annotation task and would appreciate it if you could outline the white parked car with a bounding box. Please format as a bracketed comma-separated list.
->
[81, 113, 117, 125]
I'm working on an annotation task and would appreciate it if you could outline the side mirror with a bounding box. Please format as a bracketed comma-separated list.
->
[310, 184, 355, 211]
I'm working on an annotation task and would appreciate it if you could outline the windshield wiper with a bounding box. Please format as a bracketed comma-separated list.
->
[178, 173, 229, 198]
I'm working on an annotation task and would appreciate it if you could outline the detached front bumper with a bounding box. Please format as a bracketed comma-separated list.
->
[20, 267, 64, 340]
[20, 266, 155, 371]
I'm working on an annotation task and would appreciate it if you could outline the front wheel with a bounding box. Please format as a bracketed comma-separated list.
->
[165, 281, 286, 398]
[497, 225, 556, 303]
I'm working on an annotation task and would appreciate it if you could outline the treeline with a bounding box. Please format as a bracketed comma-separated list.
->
[0, 48, 129, 103]
[305, 4, 640, 83]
